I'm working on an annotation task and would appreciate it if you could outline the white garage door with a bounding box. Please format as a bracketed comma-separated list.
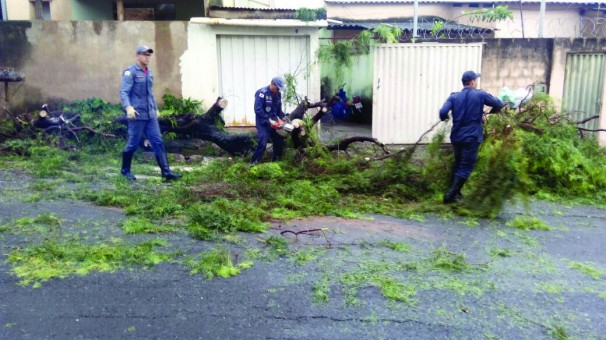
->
[217, 35, 310, 126]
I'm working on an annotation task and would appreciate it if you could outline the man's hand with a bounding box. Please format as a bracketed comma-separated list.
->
[269, 119, 282, 130]
[489, 106, 503, 114]
[126, 106, 138, 120]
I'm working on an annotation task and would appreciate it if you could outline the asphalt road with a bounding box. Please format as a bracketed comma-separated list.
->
[1, 169, 605, 339]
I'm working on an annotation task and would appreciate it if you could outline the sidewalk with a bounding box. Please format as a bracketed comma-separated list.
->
[319, 121, 372, 143]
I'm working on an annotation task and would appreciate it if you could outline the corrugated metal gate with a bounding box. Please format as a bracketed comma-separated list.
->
[217, 35, 310, 126]
[562, 53, 605, 137]
[372, 43, 483, 144]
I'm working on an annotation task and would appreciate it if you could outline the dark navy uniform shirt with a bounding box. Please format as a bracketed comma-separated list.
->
[254, 86, 285, 127]
[439, 87, 504, 143]
[120, 64, 158, 120]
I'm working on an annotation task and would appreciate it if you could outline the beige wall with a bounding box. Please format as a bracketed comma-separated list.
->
[326, 3, 589, 39]
[494, 9, 583, 38]
[327, 3, 452, 21]
[480, 39, 552, 96]
[6, 0, 30, 20]
[6, 0, 71, 20]
[51, 0, 72, 20]
[1, 21, 188, 111]
[482, 38, 606, 146]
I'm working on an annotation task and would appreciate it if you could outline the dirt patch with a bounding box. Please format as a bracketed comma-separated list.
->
[270, 216, 441, 246]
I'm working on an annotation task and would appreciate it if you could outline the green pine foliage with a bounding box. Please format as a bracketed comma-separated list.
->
[433, 92, 606, 217]
[160, 93, 204, 116]
[184, 246, 252, 280]
[8, 239, 173, 287]
[295, 8, 326, 21]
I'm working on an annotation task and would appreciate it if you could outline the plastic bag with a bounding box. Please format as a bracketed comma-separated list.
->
[498, 86, 532, 109]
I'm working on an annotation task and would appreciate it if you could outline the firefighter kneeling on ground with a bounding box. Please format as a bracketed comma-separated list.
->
[251, 76, 287, 165]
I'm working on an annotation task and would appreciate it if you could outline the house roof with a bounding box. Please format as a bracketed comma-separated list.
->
[209, 6, 295, 12]
[328, 16, 493, 31]
[326, 0, 605, 4]
[190, 17, 327, 28]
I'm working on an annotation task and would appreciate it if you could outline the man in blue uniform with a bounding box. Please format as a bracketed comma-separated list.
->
[251, 76, 287, 164]
[439, 70, 505, 203]
[119, 45, 181, 181]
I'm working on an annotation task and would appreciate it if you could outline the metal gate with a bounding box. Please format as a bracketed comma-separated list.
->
[217, 35, 310, 126]
[372, 43, 483, 144]
[562, 53, 605, 137]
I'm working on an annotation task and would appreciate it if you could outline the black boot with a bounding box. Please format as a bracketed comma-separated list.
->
[121, 151, 137, 181]
[156, 153, 181, 181]
[449, 172, 463, 201]
[444, 176, 467, 204]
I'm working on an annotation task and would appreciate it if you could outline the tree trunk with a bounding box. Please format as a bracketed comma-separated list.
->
[157, 98, 255, 156]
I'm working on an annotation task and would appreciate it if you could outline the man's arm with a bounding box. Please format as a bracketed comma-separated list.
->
[119, 70, 133, 109]
[484, 92, 505, 113]
[254, 91, 270, 126]
[439, 96, 453, 121]
[149, 70, 158, 113]
[276, 93, 285, 119]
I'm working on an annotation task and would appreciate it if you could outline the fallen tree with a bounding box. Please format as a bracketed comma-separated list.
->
[2, 96, 388, 159]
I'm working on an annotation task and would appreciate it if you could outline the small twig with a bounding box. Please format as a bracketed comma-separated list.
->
[577, 127, 606, 132]
[371, 120, 445, 161]
[575, 115, 600, 125]
[280, 228, 325, 236]
[280, 228, 332, 248]
[516, 84, 534, 115]
[518, 122, 544, 134]
[69, 126, 117, 138]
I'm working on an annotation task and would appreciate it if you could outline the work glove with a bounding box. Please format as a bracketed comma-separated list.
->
[126, 106, 138, 121]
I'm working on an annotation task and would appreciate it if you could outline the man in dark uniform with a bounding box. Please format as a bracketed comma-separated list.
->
[251, 76, 287, 164]
[119, 44, 181, 181]
[439, 70, 505, 203]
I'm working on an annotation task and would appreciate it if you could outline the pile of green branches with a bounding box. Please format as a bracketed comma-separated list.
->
[2, 93, 604, 223]
[0, 98, 124, 153]
[442, 93, 606, 217]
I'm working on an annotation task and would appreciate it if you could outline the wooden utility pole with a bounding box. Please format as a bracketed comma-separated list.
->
[117, 0, 124, 21]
